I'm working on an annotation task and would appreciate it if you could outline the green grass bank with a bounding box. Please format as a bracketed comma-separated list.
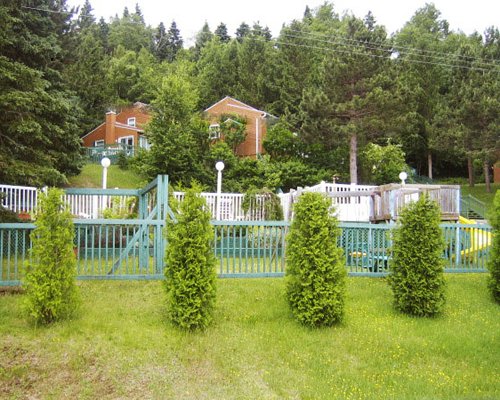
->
[1, 275, 498, 399]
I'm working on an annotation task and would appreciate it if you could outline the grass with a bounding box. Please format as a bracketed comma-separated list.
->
[461, 183, 499, 213]
[1, 275, 499, 399]
[66, 164, 147, 189]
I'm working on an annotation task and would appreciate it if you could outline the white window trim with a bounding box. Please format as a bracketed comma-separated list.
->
[209, 123, 221, 140]
[117, 135, 134, 146]
[94, 139, 104, 147]
[127, 117, 136, 127]
[139, 135, 150, 150]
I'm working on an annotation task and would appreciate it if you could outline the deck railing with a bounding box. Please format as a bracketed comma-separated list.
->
[85, 144, 136, 163]
[279, 182, 377, 222]
[1, 181, 462, 223]
[371, 184, 461, 222]
[0, 184, 38, 214]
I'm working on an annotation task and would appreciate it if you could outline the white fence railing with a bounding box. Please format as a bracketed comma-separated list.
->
[279, 182, 377, 222]
[173, 192, 267, 221]
[0, 184, 38, 214]
[1, 182, 377, 222]
[1, 181, 459, 223]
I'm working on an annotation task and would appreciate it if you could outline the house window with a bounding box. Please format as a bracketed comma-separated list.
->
[209, 124, 221, 140]
[139, 136, 150, 150]
[94, 139, 104, 147]
[127, 117, 136, 127]
[118, 136, 134, 146]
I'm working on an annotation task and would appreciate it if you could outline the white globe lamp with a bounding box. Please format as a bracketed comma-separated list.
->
[101, 157, 111, 189]
[399, 171, 408, 185]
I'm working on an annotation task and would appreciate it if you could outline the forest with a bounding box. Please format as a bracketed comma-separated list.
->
[0, 0, 498, 192]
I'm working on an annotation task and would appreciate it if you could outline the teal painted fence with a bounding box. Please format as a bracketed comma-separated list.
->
[1, 220, 492, 285]
[85, 144, 136, 164]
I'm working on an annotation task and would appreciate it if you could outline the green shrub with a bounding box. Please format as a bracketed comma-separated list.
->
[285, 192, 346, 327]
[242, 187, 283, 221]
[487, 190, 500, 303]
[164, 184, 217, 330]
[388, 195, 446, 316]
[23, 188, 78, 324]
[116, 151, 129, 170]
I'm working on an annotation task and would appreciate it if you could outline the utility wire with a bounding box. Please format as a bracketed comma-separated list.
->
[285, 27, 500, 66]
[252, 36, 499, 73]
[21, 5, 73, 15]
[281, 31, 500, 70]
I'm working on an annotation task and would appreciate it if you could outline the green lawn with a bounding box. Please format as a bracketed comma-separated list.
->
[66, 164, 146, 189]
[1, 275, 498, 399]
[461, 183, 499, 213]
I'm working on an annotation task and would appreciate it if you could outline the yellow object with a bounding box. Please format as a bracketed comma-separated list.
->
[458, 216, 492, 257]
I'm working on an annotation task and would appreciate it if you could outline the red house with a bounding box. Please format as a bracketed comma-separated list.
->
[82, 98, 276, 159]
[82, 102, 151, 150]
[204, 97, 276, 157]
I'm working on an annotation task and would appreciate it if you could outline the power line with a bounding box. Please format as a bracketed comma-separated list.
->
[21, 5, 73, 15]
[284, 27, 500, 67]
[281, 31, 500, 70]
[251, 36, 499, 73]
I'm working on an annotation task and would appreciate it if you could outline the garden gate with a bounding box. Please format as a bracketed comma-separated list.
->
[0, 175, 171, 285]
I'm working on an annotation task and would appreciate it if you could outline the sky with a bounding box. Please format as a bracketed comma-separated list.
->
[67, 0, 499, 44]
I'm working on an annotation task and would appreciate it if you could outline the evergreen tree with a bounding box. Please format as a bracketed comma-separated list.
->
[237, 29, 280, 109]
[24, 188, 79, 325]
[140, 74, 210, 185]
[98, 17, 110, 52]
[194, 22, 213, 59]
[165, 21, 183, 62]
[303, 6, 313, 20]
[165, 184, 217, 330]
[393, 4, 453, 178]
[64, 24, 110, 132]
[296, 13, 396, 183]
[285, 192, 346, 327]
[215, 22, 230, 43]
[108, 6, 153, 52]
[251, 22, 272, 40]
[76, 0, 95, 31]
[235, 22, 250, 42]
[388, 195, 446, 316]
[134, 3, 144, 24]
[0, 0, 84, 186]
[197, 38, 239, 107]
[487, 189, 500, 303]
[153, 22, 168, 61]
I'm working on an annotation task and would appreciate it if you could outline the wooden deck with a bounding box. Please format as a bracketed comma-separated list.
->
[370, 184, 461, 222]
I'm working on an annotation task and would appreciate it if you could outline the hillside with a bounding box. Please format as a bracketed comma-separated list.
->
[66, 164, 146, 189]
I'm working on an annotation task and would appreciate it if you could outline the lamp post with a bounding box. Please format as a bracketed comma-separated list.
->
[399, 171, 408, 186]
[101, 157, 111, 189]
[215, 161, 225, 220]
[100, 157, 111, 216]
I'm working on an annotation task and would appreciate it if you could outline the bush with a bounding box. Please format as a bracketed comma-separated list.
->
[487, 190, 500, 303]
[388, 195, 446, 316]
[285, 192, 346, 327]
[116, 151, 129, 170]
[23, 188, 78, 324]
[164, 184, 217, 330]
[360, 142, 409, 185]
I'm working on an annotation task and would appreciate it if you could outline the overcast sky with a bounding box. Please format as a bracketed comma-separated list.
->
[67, 0, 500, 44]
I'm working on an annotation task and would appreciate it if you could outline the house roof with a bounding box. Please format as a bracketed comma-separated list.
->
[204, 96, 277, 119]
[81, 122, 105, 139]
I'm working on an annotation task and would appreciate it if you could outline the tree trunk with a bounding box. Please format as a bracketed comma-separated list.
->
[484, 160, 491, 193]
[427, 152, 433, 180]
[467, 155, 474, 187]
[349, 133, 358, 184]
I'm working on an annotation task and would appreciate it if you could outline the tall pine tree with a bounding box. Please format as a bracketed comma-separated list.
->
[0, 0, 84, 186]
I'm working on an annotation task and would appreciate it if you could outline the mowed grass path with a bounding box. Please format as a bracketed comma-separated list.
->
[1, 275, 499, 399]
